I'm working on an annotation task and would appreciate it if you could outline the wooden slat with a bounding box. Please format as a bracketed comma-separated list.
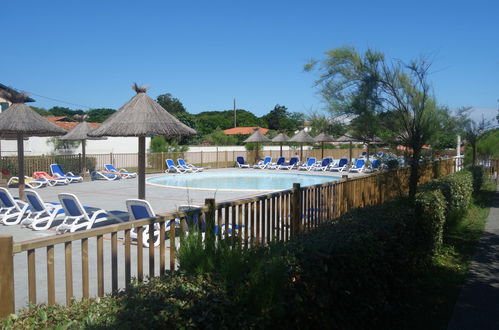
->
[97, 235, 104, 297]
[46, 245, 55, 306]
[81, 238, 89, 298]
[149, 223, 155, 277]
[124, 229, 131, 289]
[217, 208, 223, 240]
[232, 205, 236, 246]
[137, 227, 144, 282]
[224, 206, 230, 241]
[266, 198, 271, 244]
[250, 202, 255, 247]
[237, 204, 243, 248]
[64, 242, 73, 305]
[111, 232, 118, 292]
[159, 221, 166, 276]
[170, 219, 175, 271]
[244, 203, 249, 248]
[27, 249, 36, 305]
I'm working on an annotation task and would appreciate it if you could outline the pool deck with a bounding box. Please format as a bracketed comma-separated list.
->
[3, 167, 358, 243]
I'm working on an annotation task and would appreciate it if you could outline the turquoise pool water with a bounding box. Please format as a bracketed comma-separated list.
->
[147, 171, 339, 191]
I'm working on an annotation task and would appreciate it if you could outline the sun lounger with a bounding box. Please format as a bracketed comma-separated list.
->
[330, 158, 348, 172]
[365, 159, 381, 172]
[279, 157, 299, 170]
[104, 164, 137, 178]
[50, 164, 83, 183]
[20, 189, 64, 230]
[298, 157, 317, 171]
[56, 193, 109, 234]
[7, 176, 48, 189]
[268, 157, 286, 170]
[126, 199, 177, 247]
[165, 159, 192, 173]
[33, 171, 69, 185]
[177, 205, 240, 237]
[177, 158, 203, 172]
[253, 156, 272, 169]
[91, 171, 120, 181]
[0, 188, 30, 225]
[349, 159, 366, 173]
[312, 158, 333, 171]
[236, 156, 250, 168]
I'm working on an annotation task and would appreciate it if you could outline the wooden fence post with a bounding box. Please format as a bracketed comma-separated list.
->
[205, 199, 216, 250]
[290, 183, 302, 237]
[342, 175, 350, 213]
[0, 235, 14, 317]
[200, 151, 203, 168]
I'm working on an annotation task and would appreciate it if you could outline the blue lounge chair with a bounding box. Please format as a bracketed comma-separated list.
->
[165, 159, 192, 173]
[236, 156, 250, 168]
[349, 159, 366, 173]
[268, 157, 286, 170]
[279, 157, 299, 170]
[366, 159, 381, 172]
[361, 151, 367, 157]
[178, 158, 203, 172]
[91, 171, 120, 181]
[20, 189, 64, 230]
[298, 157, 317, 171]
[253, 156, 272, 169]
[50, 164, 83, 183]
[377, 151, 384, 158]
[104, 164, 137, 178]
[330, 158, 348, 172]
[312, 158, 333, 171]
[126, 199, 178, 247]
[56, 193, 109, 234]
[0, 187, 30, 225]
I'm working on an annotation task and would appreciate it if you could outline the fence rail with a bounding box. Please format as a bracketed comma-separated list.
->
[0, 158, 458, 317]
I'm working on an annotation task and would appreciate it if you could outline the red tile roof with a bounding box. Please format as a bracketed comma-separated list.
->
[45, 117, 100, 131]
[223, 127, 269, 135]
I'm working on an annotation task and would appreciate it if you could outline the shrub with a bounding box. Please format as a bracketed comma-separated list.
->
[415, 189, 447, 254]
[467, 165, 484, 194]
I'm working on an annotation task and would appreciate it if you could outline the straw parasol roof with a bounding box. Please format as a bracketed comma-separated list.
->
[0, 91, 66, 199]
[271, 133, 290, 158]
[243, 129, 270, 163]
[88, 84, 196, 199]
[314, 132, 335, 159]
[59, 121, 103, 141]
[89, 85, 195, 138]
[334, 135, 357, 142]
[289, 130, 315, 143]
[271, 133, 290, 143]
[243, 129, 271, 143]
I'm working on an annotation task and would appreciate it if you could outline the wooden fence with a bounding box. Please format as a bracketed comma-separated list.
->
[0, 149, 365, 177]
[0, 158, 456, 317]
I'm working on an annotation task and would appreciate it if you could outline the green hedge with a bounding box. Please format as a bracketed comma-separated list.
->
[467, 165, 484, 194]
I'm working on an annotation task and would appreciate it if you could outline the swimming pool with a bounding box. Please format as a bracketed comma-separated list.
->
[147, 171, 340, 191]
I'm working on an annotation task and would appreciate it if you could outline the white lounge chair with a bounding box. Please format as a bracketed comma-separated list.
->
[330, 158, 348, 172]
[312, 158, 333, 171]
[126, 199, 177, 247]
[56, 193, 109, 234]
[50, 164, 83, 183]
[268, 157, 286, 170]
[91, 171, 120, 181]
[177, 158, 203, 172]
[253, 156, 272, 169]
[279, 157, 299, 170]
[7, 176, 47, 189]
[20, 189, 64, 230]
[165, 159, 192, 173]
[298, 158, 317, 171]
[236, 156, 250, 168]
[0, 188, 30, 225]
[349, 159, 366, 173]
[33, 171, 69, 185]
[104, 164, 137, 178]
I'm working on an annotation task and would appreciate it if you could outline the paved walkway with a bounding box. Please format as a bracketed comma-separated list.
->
[448, 185, 499, 330]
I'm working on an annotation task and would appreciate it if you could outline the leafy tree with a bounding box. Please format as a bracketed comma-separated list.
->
[156, 93, 187, 116]
[477, 128, 499, 159]
[48, 106, 85, 117]
[427, 106, 462, 152]
[261, 105, 304, 132]
[87, 108, 116, 123]
[31, 106, 50, 116]
[307, 46, 442, 202]
[194, 110, 264, 136]
[456, 107, 492, 165]
[203, 129, 238, 146]
[150, 137, 188, 152]
[306, 112, 346, 137]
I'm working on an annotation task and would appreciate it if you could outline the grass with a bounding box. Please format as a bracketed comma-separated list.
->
[404, 180, 496, 330]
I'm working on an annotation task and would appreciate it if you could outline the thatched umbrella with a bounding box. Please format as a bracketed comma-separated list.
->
[0, 92, 66, 199]
[288, 130, 315, 161]
[89, 84, 196, 199]
[271, 133, 290, 158]
[314, 132, 335, 159]
[59, 119, 105, 179]
[243, 129, 271, 163]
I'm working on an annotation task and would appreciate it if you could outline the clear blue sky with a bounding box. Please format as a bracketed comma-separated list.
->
[2, 0, 498, 121]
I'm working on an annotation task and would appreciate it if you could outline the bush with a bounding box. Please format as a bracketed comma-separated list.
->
[467, 165, 484, 195]
[415, 189, 447, 254]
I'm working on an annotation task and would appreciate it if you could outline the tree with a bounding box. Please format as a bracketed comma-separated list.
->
[48, 106, 85, 117]
[261, 104, 304, 132]
[456, 107, 492, 165]
[156, 93, 187, 116]
[87, 108, 116, 123]
[307, 47, 441, 202]
[306, 111, 346, 137]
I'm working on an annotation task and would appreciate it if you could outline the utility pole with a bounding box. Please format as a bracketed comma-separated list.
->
[233, 98, 236, 128]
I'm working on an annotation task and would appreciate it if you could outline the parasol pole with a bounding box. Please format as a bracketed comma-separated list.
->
[17, 133, 25, 200]
[138, 136, 146, 199]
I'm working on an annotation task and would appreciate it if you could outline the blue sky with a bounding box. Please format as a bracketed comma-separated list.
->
[2, 0, 498, 121]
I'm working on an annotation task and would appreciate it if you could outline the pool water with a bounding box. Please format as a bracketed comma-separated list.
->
[147, 171, 339, 191]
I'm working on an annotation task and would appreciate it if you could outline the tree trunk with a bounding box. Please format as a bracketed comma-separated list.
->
[472, 143, 477, 166]
[408, 147, 421, 203]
